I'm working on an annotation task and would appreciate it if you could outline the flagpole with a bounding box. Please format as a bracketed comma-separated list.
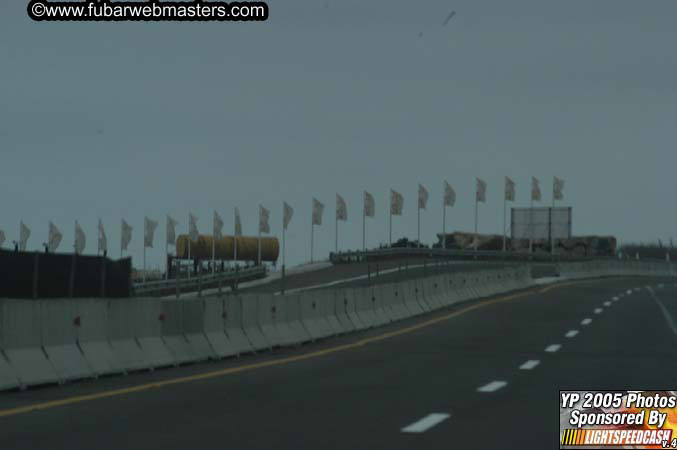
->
[502, 195, 507, 252]
[529, 197, 533, 253]
[143, 243, 146, 283]
[551, 184, 555, 255]
[310, 221, 314, 263]
[474, 197, 478, 252]
[417, 203, 420, 245]
[335, 212, 338, 253]
[188, 239, 191, 279]
[389, 208, 392, 247]
[212, 234, 215, 275]
[442, 198, 446, 250]
[166, 236, 169, 280]
[258, 208, 262, 266]
[362, 199, 366, 253]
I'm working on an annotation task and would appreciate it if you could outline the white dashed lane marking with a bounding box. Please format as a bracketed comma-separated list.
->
[545, 344, 561, 353]
[519, 360, 540, 370]
[603, 301, 611, 307]
[401, 413, 451, 433]
[565, 330, 579, 338]
[477, 381, 508, 393]
[594, 308, 603, 314]
[581, 318, 592, 326]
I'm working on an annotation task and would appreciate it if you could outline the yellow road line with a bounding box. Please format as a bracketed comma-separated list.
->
[0, 281, 576, 418]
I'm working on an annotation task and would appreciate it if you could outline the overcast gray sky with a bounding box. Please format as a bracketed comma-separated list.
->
[1, 0, 676, 269]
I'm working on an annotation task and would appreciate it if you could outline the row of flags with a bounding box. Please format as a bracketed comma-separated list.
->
[1, 176, 565, 257]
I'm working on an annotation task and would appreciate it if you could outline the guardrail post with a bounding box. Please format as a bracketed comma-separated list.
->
[175, 269, 180, 299]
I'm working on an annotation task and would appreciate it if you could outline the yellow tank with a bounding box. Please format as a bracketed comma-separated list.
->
[176, 235, 279, 262]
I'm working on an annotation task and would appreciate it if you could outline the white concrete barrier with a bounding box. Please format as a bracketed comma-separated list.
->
[40, 299, 93, 383]
[413, 281, 432, 313]
[279, 294, 311, 345]
[319, 290, 344, 335]
[240, 294, 270, 351]
[223, 296, 254, 355]
[75, 298, 121, 376]
[271, 295, 299, 346]
[299, 291, 332, 340]
[258, 295, 283, 347]
[182, 299, 215, 360]
[161, 299, 198, 364]
[401, 282, 424, 316]
[339, 289, 366, 330]
[369, 287, 390, 326]
[333, 291, 356, 332]
[203, 297, 239, 358]
[353, 287, 378, 328]
[107, 298, 149, 372]
[135, 298, 175, 369]
[0, 300, 40, 389]
[379, 283, 407, 321]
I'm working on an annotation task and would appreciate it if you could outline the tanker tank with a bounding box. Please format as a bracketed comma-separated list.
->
[175, 235, 279, 262]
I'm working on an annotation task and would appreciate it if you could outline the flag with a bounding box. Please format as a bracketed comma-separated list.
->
[144, 217, 158, 248]
[166, 215, 178, 245]
[476, 178, 487, 203]
[234, 207, 242, 236]
[312, 198, 324, 225]
[283, 202, 294, 230]
[48, 221, 62, 252]
[531, 177, 541, 201]
[98, 219, 107, 254]
[189, 213, 199, 241]
[418, 184, 429, 209]
[364, 191, 375, 217]
[19, 221, 30, 251]
[444, 181, 456, 207]
[213, 211, 224, 240]
[505, 177, 516, 202]
[259, 205, 270, 233]
[336, 194, 347, 221]
[0, 229, 5, 248]
[74, 221, 86, 254]
[553, 176, 565, 201]
[121, 219, 133, 251]
[390, 189, 404, 215]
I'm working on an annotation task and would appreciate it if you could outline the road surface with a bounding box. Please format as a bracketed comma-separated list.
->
[2, 276, 675, 450]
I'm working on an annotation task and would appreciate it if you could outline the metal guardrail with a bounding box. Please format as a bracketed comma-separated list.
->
[132, 266, 267, 297]
[329, 248, 608, 264]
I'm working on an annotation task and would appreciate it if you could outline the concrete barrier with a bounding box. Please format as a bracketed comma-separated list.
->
[258, 295, 283, 347]
[413, 281, 432, 313]
[333, 290, 356, 332]
[107, 298, 149, 372]
[299, 292, 333, 340]
[380, 283, 407, 321]
[442, 273, 461, 306]
[203, 297, 239, 358]
[40, 299, 93, 382]
[223, 295, 254, 355]
[240, 294, 270, 351]
[319, 290, 344, 335]
[182, 299, 215, 360]
[0, 302, 20, 389]
[423, 278, 443, 310]
[369, 287, 390, 326]
[402, 281, 425, 316]
[280, 294, 311, 344]
[135, 298, 175, 369]
[271, 295, 299, 346]
[161, 299, 198, 364]
[1, 300, 52, 388]
[353, 287, 378, 328]
[75, 298, 121, 376]
[339, 289, 366, 330]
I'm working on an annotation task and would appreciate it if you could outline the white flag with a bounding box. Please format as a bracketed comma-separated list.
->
[74, 221, 86, 254]
[19, 221, 30, 251]
[364, 191, 375, 218]
[234, 207, 242, 236]
[553, 176, 565, 201]
[166, 215, 178, 245]
[98, 219, 107, 254]
[418, 184, 429, 210]
[505, 177, 516, 202]
[476, 178, 487, 203]
[336, 194, 347, 221]
[213, 211, 224, 240]
[48, 221, 62, 252]
[531, 177, 541, 201]
[443, 181, 456, 207]
[283, 202, 294, 230]
[390, 189, 404, 215]
[0, 229, 5, 248]
[121, 219, 133, 251]
[312, 198, 324, 226]
[189, 213, 199, 241]
[144, 217, 158, 248]
[259, 205, 270, 233]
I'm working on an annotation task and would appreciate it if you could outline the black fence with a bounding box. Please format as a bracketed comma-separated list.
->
[0, 250, 131, 299]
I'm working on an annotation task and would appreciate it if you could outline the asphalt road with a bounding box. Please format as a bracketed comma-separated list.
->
[2, 276, 676, 450]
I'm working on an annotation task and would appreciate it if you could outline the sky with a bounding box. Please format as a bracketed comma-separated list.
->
[1, 0, 676, 270]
